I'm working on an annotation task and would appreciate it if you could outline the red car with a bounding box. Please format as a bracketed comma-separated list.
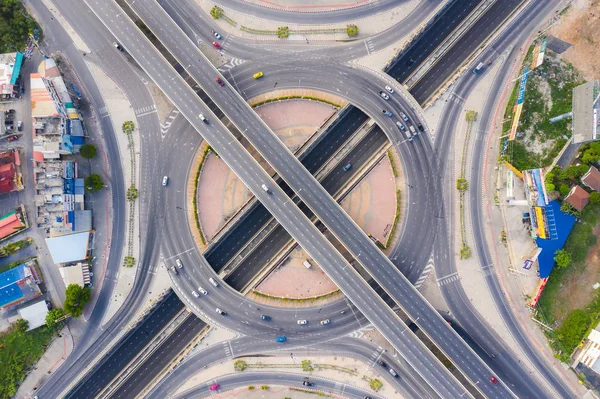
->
[212, 41, 221, 50]
[6, 135, 18, 142]
[489, 376, 498, 385]
[209, 384, 220, 391]
[215, 77, 224, 86]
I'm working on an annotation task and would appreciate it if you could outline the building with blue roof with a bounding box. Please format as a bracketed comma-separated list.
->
[0, 263, 42, 310]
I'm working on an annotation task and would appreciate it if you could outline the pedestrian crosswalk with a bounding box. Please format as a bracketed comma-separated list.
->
[437, 272, 460, 287]
[135, 104, 157, 117]
[365, 39, 375, 55]
[217, 58, 246, 72]
[414, 256, 435, 290]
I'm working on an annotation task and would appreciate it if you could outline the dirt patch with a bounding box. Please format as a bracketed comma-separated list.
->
[549, 0, 600, 81]
[558, 224, 600, 316]
[547, 223, 600, 322]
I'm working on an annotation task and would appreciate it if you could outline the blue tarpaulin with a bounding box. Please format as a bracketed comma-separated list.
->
[535, 200, 576, 278]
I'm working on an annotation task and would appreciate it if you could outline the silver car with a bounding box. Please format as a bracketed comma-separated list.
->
[198, 287, 208, 295]
[175, 259, 183, 269]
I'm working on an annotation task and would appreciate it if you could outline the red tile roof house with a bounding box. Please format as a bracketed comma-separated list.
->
[565, 185, 591, 212]
[582, 166, 600, 192]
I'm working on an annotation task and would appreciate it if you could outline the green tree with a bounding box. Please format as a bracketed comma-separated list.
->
[0, 0, 42, 53]
[560, 201, 579, 216]
[276, 26, 289, 39]
[210, 6, 223, 19]
[234, 359, 247, 371]
[45, 308, 66, 329]
[590, 192, 600, 205]
[558, 183, 570, 197]
[64, 284, 91, 317]
[122, 120, 135, 134]
[85, 174, 104, 192]
[554, 249, 572, 269]
[126, 186, 138, 201]
[581, 141, 600, 164]
[15, 318, 28, 334]
[79, 143, 97, 160]
[346, 24, 359, 37]
[554, 309, 591, 355]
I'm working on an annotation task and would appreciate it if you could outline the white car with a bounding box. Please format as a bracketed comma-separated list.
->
[396, 121, 405, 130]
[400, 112, 409, 122]
[320, 319, 331, 325]
[199, 113, 207, 123]
[192, 291, 199, 298]
[214, 31, 222, 39]
[297, 320, 308, 325]
[385, 85, 394, 94]
[379, 91, 390, 100]
[162, 176, 169, 186]
[175, 259, 183, 269]
[198, 287, 208, 295]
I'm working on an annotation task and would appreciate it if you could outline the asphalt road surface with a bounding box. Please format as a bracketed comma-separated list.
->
[89, 0, 477, 396]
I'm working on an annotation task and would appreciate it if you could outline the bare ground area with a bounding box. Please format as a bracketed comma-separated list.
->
[551, 224, 600, 321]
[549, 0, 600, 81]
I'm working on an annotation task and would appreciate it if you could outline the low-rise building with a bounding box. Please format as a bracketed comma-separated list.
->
[0, 262, 43, 311]
[582, 166, 600, 192]
[565, 185, 591, 212]
[0, 52, 24, 100]
[18, 300, 49, 330]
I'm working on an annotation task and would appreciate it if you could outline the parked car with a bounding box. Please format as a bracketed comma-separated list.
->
[17, 121, 22, 131]
[6, 135, 18, 142]
[215, 77, 224, 86]
[212, 41, 221, 49]
[4, 109, 15, 114]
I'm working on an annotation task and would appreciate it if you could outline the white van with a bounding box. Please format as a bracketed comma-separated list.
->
[303, 260, 312, 269]
[261, 184, 271, 194]
[209, 277, 219, 287]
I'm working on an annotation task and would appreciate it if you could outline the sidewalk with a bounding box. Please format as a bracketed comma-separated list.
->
[17, 326, 74, 399]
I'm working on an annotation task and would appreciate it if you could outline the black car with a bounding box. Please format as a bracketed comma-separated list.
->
[303, 378, 313, 387]
[4, 109, 15, 114]
[417, 123, 424, 132]
[377, 360, 387, 368]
